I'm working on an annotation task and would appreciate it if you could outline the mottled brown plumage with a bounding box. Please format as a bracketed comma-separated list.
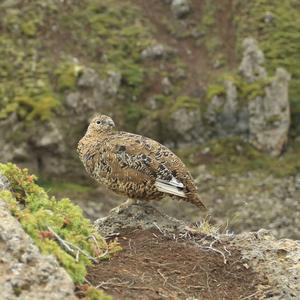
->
[78, 114, 205, 209]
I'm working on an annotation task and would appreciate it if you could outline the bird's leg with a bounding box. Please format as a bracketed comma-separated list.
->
[110, 198, 139, 214]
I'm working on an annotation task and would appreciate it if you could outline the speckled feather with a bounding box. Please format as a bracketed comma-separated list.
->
[78, 114, 205, 208]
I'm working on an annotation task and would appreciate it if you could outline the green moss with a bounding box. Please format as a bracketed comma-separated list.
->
[86, 287, 113, 300]
[17, 95, 59, 121]
[55, 63, 82, 92]
[206, 84, 226, 100]
[0, 163, 120, 284]
[235, 76, 271, 103]
[171, 96, 200, 113]
[21, 20, 39, 37]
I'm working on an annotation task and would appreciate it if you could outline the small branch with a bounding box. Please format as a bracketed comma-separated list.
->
[153, 222, 164, 235]
[47, 226, 75, 255]
[157, 269, 168, 286]
[48, 226, 98, 263]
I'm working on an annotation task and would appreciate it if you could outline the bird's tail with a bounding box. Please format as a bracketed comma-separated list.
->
[187, 193, 206, 210]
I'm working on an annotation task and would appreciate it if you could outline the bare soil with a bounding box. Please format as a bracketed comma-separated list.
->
[85, 228, 262, 300]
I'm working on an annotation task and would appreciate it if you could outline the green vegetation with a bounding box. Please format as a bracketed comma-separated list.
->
[86, 287, 113, 300]
[55, 62, 83, 92]
[0, 163, 121, 286]
[206, 83, 226, 100]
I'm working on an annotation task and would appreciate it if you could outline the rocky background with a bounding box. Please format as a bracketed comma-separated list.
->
[0, 0, 300, 242]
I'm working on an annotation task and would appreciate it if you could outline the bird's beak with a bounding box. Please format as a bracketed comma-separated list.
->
[107, 119, 115, 127]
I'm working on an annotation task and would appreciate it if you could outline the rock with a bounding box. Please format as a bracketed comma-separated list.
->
[206, 38, 290, 156]
[161, 77, 172, 95]
[171, 0, 191, 19]
[248, 68, 291, 156]
[206, 80, 249, 137]
[34, 122, 63, 148]
[263, 11, 274, 23]
[105, 70, 121, 96]
[170, 107, 204, 146]
[0, 200, 76, 300]
[65, 92, 81, 109]
[95, 202, 300, 299]
[232, 232, 300, 299]
[95, 202, 187, 236]
[77, 67, 99, 88]
[239, 37, 267, 83]
[0, 173, 10, 190]
[141, 44, 170, 60]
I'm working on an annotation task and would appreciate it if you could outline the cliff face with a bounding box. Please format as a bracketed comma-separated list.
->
[1, 165, 299, 300]
[0, 0, 299, 178]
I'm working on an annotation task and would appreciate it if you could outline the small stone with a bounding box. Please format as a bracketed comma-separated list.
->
[141, 44, 168, 60]
[263, 11, 274, 23]
[171, 0, 191, 18]
[0, 173, 10, 190]
[161, 77, 172, 95]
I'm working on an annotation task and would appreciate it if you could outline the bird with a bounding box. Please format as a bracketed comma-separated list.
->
[77, 114, 206, 212]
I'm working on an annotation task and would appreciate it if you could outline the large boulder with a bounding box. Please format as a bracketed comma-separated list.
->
[248, 68, 291, 156]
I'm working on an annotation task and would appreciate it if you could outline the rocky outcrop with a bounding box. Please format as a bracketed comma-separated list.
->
[0, 174, 76, 300]
[249, 68, 290, 156]
[206, 37, 290, 156]
[95, 203, 300, 299]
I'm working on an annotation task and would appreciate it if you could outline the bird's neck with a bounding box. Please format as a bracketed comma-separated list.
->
[78, 130, 113, 155]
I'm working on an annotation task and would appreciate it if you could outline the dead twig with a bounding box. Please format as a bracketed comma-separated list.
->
[240, 291, 260, 300]
[95, 278, 132, 289]
[157, 269, 168, 286]
[48, 226, 98, 263]
[153, 222, 164, 235]
[203, 239, 227, 264]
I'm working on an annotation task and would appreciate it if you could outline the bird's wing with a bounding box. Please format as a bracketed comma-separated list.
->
[97, 132, 187, 198]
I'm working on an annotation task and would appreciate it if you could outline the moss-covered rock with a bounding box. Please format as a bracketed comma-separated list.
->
[0, 163, 121, 284]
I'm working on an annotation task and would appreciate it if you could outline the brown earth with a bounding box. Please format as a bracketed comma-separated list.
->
[85, 228, 263, 300]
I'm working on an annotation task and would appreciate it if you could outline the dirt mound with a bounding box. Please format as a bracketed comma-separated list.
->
[87, 229, 261, 300]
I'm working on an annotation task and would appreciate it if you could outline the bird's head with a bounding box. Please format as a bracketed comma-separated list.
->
[86, 114, 115, 135]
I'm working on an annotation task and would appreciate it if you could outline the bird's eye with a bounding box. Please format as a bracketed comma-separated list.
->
[96, 120, 101, 125]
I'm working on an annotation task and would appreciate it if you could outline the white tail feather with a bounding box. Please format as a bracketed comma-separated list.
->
[155, 180, 186, 198]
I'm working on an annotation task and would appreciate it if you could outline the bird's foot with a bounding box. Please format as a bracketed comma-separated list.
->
[110, 198, 139, 214]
